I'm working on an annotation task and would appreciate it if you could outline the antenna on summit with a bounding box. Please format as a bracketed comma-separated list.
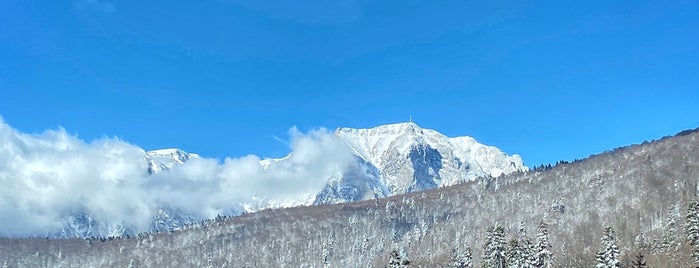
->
[409, 115, 412, 123]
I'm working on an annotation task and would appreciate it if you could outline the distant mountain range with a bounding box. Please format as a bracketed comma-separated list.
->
[8, 126, 699, 266]
[56, 122, 526, 238]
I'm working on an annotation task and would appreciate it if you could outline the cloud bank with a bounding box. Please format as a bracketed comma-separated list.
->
[0, 118, 353, 236]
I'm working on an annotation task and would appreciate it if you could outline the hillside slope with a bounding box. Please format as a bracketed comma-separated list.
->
[2, 128, 698, 267]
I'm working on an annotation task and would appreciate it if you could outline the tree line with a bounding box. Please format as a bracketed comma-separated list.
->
[388, 198, 699, 268]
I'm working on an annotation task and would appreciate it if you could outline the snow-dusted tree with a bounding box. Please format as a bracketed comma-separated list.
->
[448, 247, 472, 268]
[514, 222, 535, 268]
[506, 239, 526, 268]
[483, 226, 506, 268]
[595, 226, 621, 268]
[517, 221, 528, 239]
[388, 247, 410, 267]
[663, 203, 681, 251]
[685, 200, 699, 263]
[532, 221, 553, 268]
[522, 238, 535, 268]
[633, 232, 649, 253]
[631, 232, 649, 268]
[321, 240, 334, 264]
[594, 249, 606, 268]
[630, 253, 647, 268]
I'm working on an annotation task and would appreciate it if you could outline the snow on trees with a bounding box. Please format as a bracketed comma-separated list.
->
[532, 221, 552, 268]
[388, 246, 410, 267]
[449, 246, 472, 268]
[685, 199, 699, 263]
[483, 225, 506, 268]
[630, 253, 648, 268]
[506, 239, 526, 268]
[595, 226, 621, 268]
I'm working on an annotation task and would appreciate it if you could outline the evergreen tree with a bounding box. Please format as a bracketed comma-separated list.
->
[633, 232, 649, 253]
[686, 200, 699, 263]
[630, 253, 647, 268]
[522, 238, 536, 268]
[516, 223, 534, 268]
[388, 248, 410, 267]
[594, 249, 607, 268]
[321, 241, 333, 264]
[533, 221, 553, 268]
[663, 204, 681, 251]
[518, 221, 528, 239]
[449, 247, 472, 268]
[595, 226, 621, 268]
[483, 226, 506, 268]
[506, 239, 526, 268]
[321, 232, 335, 264]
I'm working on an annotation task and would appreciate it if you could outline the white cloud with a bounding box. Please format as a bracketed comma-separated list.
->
[0, 118, 353, 236]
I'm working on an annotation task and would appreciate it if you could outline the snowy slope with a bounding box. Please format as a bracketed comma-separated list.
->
[334, 122, 526, 195]
[145, 148, 200, 174]
[137, 123, 526, 207]
[56, 123, 526, 237]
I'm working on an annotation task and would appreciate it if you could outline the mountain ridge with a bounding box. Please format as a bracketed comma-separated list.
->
[52, 122, 527, 238]
[4, 126, 699, 266]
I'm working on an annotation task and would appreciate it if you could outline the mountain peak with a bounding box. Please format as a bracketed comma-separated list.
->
[390, 121, 422, 134]
[337, 121, 422, 132]
[334, 122, 527, 194]
[147, 148, 186, 156]
[336, 122, 426, 137]
[145, 148, 199, 173]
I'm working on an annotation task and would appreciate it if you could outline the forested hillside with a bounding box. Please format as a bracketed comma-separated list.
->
[2, 128, 699, 267]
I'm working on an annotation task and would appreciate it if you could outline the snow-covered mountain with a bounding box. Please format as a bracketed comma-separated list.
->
[143, 123, 526, 206]
[55, 149, 203, 238]
[56, 122, 525, 238]
[14, 126, 699, 267]
[145, 148, 200, 174]
[315, 122, 526, 204]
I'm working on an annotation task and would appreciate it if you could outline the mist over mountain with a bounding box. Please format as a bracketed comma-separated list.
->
[0, 120, 350, 237]
[0, 119, 524, 238]
[3, 126, 699, 267]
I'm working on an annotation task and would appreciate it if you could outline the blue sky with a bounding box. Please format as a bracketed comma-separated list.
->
[1, 0, 698, 167]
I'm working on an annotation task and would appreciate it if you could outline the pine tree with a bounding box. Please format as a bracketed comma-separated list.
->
[388, 248, 410, 267]
[321, 241, 333, 264]
[686, 200, 699, 263]
[483, 226, 506, 268]
[522, 238, 535, 268]
[594, 249, 607, 268]
[506, 239, 525, 268]
[633, 232, 649, 253]
[449, 247, 472, 268]
[533, 221, 553, 268]
[595, 226, 621, 268]
[321, 232, 335, 264]
[663, 204, 681, 251]
[630, 253, 648, 268]
[516, 222, 534, 268]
